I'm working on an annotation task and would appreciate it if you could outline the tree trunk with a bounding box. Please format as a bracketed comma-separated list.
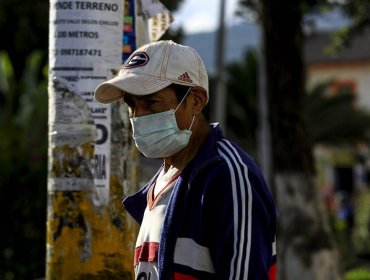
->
[275, 174, 341, 280]
[260, 0, 342, 278]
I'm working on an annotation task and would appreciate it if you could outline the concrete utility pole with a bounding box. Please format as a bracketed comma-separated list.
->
[46, 0, 139, 278]
[257, 34, 272, 188]
[213, 0, 227, 128]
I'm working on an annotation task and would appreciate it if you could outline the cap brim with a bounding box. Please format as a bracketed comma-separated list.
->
[94, 73, 172, 104]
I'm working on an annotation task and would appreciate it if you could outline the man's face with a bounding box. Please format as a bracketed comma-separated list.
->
[123, 87, 193, 131]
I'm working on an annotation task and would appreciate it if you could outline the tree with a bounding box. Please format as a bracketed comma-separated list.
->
[236, 0, 370, 277]
[236, 0, 348, 279]
[0, 51, 48, 280]
[0, 0, 49, 78]
[317, 0, 370, 52]
[224, 44, 370, 278]
[225, 50, 259, 155]
[260, 2, 341, 278]
[305, 81, 370, 145]
[224, 49, 370, 157]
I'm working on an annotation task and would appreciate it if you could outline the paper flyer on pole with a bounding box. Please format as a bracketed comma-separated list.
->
[48, 0, 123, 205]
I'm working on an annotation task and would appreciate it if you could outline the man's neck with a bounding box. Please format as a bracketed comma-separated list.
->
[163, 121, 210, 172]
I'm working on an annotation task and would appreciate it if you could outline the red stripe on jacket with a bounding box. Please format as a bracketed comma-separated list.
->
[134, 242, 159, 265]
[172, 272, 197, 280]
[269, 263, 277, 280]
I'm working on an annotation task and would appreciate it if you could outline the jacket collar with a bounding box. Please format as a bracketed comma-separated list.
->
[181, 122, 224, 181]
[122, 123, 225, 223]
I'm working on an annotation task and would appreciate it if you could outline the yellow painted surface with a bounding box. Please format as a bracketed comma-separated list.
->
[51, 144, 95, 178]
[46, 174, 138, 279]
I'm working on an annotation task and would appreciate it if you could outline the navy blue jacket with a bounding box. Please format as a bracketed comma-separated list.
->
[123, 123, 277, 280]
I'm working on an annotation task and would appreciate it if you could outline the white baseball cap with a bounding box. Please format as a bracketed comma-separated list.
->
[94, 40, 209, 104]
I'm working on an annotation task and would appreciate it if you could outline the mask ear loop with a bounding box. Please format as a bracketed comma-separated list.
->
[188, 115, 195, 131]
[173, 87, 192, 113]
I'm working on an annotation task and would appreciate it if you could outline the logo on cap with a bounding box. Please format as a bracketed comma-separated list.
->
[178, 72, 193, 83]
[124, 52, 149, 68]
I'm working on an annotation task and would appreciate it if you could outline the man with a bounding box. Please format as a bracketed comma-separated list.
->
[94, 40, 276, 280]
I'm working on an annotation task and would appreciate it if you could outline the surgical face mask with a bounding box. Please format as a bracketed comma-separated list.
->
[130, 88, 195, 158]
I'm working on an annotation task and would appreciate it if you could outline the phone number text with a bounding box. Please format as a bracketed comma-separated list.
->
[55, 49, 102, 56]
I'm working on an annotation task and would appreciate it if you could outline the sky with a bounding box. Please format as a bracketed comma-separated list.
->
[169, 1, 351, 35]
[171, 0, 245, 34]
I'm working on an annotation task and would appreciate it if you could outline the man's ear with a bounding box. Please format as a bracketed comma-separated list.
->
[190, 87, 208, 115]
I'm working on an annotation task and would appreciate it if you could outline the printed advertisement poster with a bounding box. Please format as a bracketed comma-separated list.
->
[49, 0, 123, 205]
